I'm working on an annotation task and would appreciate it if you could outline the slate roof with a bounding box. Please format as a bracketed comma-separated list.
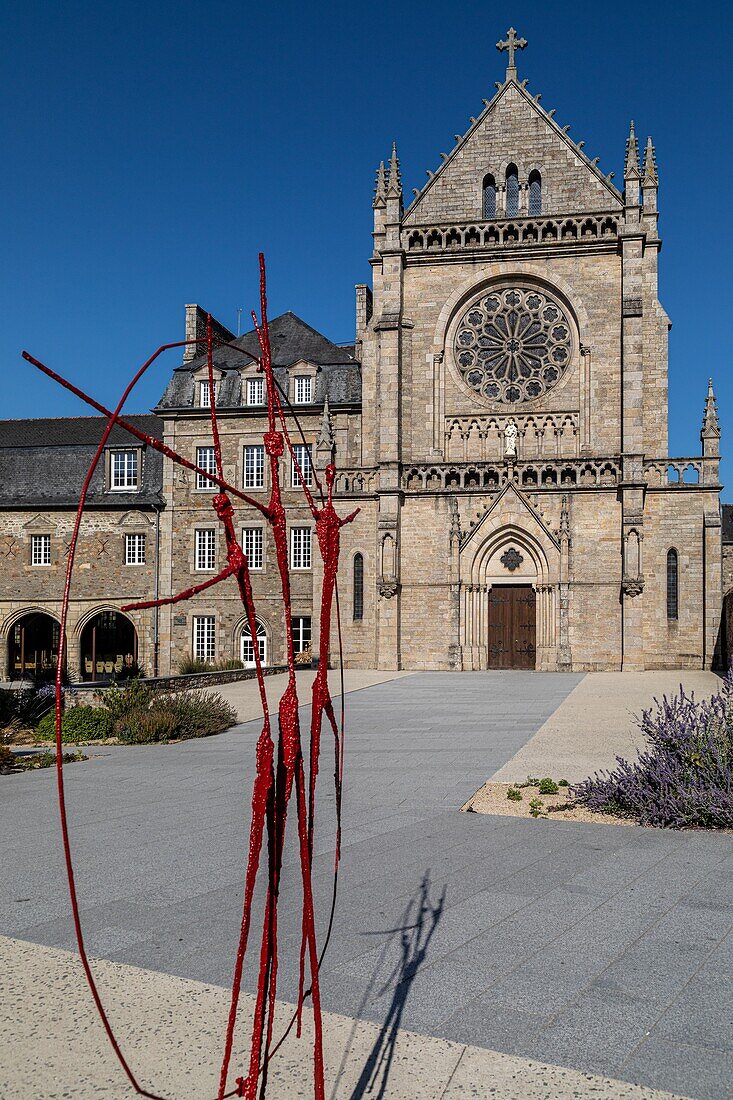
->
[157, 312, 361, 411]
[723, 504, 733, 544]
[0, 415, 164, 509]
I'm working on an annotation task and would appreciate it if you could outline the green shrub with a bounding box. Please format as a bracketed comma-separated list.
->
[176, 656, 245, 675]
[538, 777, 559, 795]
[558, 779, 569, 787]
[115, 690, 237, 744]
[36, 707, 113, 744]
[100, 681, 154, 721]
[506, 787, 523, 801]
[529, 797, 545, 818]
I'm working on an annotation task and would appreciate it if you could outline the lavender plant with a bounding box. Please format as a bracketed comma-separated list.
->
[573, 673, 733, 829]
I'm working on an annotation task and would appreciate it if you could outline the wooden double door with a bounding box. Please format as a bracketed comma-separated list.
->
[487, 585, 536, 670]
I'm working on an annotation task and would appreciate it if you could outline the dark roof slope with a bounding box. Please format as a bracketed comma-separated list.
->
[0, 414, 163, 448]
[0, 415, 164, 508]
[157, 312, 361, 411]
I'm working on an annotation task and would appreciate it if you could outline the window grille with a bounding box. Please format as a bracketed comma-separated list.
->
[195, 528, 216, 571]
[505, 164, 519, 217]
[193, 615, 216, 660]
[290, 527, 312, 570]
[247, 377, 265, 406]
[353, 553, 364, 620]
[244, 444, 265, 488]
[243, 526, 264, 570]
[294, 376, 312, 404]
[125, 533, 146, 565]
[31, 534, 51, 566]
[196, 446, 217, 489]
[241, 619, 267, 667]
[110, 450, 138, 490]
[482, 173, 496, 218]
[667, 549, 679, 620]
[292, 616, 312, 656]
[291, 443, 313, 488]
[200, 380, 212, 408]
[528, 170, 542, 216]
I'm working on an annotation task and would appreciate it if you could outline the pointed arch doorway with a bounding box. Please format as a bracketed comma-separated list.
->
[487, 584, 536, 669]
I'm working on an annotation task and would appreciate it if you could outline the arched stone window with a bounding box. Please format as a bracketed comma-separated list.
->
[505, 164, 519, 217]
[241, 618, 268, 667]
[528, 170, 542, 216]
[353, 553, 364, 621]
[666, 549, 679, 621]
[482, 173, 496, 219]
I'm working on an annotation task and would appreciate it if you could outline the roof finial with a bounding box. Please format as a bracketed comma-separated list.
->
[496, 27, 527, 83]
[317, 393, 335, 451]
[373, 160, 386, 208]
[643, 135, 658, 186]
[387, 141, 402, 197]
[702, 377, 720, 436]
[624, 120, 640, 178]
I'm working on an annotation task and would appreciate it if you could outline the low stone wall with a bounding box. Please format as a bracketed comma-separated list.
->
[67, 664, 295, 697]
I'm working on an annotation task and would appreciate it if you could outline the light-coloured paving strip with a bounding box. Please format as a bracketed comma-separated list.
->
[211, 668, 415, 725]
[490, 671, 722, 784]
[2, 935, 686, 1099]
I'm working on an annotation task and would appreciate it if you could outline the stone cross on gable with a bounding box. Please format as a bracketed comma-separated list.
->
[496, 27, 527, 81]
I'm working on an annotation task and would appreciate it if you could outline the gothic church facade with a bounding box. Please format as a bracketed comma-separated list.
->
[336, 29, 723, 672]
[0, 31, 724, 678]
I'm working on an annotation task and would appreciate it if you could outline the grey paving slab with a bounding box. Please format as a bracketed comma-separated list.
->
[2, 670, 733, 1099]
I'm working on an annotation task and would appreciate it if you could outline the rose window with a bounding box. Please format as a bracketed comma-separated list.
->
[453, 287, 573, 404]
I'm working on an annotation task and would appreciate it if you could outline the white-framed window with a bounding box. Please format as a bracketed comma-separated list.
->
[200, 380, 216, 408]
[290, 527, 312, 570]
[195, 528, 216, 571]
[247, 377, 265, 406]
[291, 443, 313, 488]
[193, 615, 216, 660]
[241, 618, 267, 667]
[196, 445, 217, 489]
[110, 450, 138, 491]
[31, 533, 51, 566]
[292, 616, 312, 657]
[244, 444, 265, 489]
[294, 376, 312, 404]
[124, 533, 146, 565]
[243, 526, 264, 570]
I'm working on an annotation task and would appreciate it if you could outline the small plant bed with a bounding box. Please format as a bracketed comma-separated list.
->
[32, 682, 238, 746]
[462, 777, 633, 826]
[0, 745, 88, 775]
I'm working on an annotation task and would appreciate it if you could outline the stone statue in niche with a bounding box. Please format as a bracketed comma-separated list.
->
[504, 418, 518, 457]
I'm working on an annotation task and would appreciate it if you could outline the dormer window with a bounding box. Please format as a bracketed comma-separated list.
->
[505, 164, 519, 218]
[110, 450, 139, 491]
[528, 170, 542, 216]
[294, 376, 312, 404]
[199, 380, 215, 408]
[482, 173, 496, 219]
[247, 377, 265, 406]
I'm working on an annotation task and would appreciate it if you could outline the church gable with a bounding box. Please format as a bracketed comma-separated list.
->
[404, 80, 622, 227]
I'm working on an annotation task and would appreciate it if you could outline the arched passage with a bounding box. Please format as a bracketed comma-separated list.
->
[7, 611, 62, 680]
[79, 610, 138, 681]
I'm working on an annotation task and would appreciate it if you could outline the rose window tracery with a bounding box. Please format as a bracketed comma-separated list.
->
[453, 287, 573, 404]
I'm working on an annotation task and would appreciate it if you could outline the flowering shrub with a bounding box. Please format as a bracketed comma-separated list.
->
[573, 674, 733, 829]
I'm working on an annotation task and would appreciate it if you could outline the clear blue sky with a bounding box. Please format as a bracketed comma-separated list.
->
[2, 1, 731, 492]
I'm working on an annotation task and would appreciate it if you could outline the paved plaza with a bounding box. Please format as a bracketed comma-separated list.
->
[2, 671, 733, 1098]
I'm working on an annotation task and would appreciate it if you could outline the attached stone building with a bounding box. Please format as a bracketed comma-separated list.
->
[0, 416, 164, 681]
[0, 31, 726, 677]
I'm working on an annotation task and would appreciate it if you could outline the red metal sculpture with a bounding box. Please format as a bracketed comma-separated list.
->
[22, 254, 357, 1099]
